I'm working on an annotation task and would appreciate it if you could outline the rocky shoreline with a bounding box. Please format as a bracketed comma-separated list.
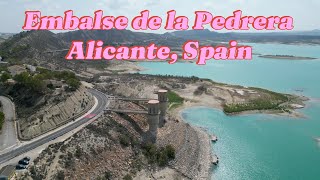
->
[92, 71, 308, 179]
[156, 114, 213, 180]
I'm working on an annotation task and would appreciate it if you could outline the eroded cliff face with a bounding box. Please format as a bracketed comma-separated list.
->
[19, 85, 94, 139]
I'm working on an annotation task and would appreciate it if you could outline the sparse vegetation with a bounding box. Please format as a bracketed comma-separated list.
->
[0, 72, 11, 82]
[0, 66, 8, 72]
[66, 78, 81, 91]
[74, 146, 83, 158]
[0, 36, 30, 58]
[123, 174, 133, 180]
[56, 171, 65, 180]
[223, 88, 289, 114]
[14, 72, 46, 93]
[142, 144, 176, 167]
[119, 134, 131, 147]
[194, 85, 207, 95]
[11, 68, 81, 93]
[168, 91, 184, 110]
[223, 99, 283, 114]
[37, 68, 81, 91]
[104, 171, 112, 180]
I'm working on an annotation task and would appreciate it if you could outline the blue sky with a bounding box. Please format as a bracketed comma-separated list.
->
[0, 0, 318, 33]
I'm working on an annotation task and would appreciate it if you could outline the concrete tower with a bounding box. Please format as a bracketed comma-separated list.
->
[144, 100, 160, 144]
[158, 89, 168, 127]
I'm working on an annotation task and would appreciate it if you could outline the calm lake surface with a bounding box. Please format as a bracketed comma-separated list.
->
[139, 43, 320, 180]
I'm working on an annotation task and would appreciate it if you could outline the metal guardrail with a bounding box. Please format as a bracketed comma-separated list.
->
[105, 108, 148, 114]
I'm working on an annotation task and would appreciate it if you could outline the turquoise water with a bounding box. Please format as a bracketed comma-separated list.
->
[139, 43, 320, 180]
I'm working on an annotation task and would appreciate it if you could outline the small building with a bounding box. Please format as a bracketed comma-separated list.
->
[7, 65, 26, 76]
[0, 165, 16, 180]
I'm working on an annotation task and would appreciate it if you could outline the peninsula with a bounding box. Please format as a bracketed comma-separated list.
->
[259, 54, 317, 60]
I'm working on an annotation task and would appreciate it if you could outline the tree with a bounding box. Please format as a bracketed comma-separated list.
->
[165, 145, 176, 159]
[0, 112, 5, 130]
[0, 72, 11, 82]
[123, 174, 133, 180]
[14, 72, 30, 83]
[13, 72, 46, 93]
[66, 78, 81, 91]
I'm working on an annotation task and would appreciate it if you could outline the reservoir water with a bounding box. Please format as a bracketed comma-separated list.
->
[139, 43, 320, 180]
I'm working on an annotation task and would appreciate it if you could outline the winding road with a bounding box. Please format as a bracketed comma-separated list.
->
[0, 89, 108, 164]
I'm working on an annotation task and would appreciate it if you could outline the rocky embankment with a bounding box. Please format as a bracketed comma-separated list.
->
[157, 118, 212, 179]
[19, 86, 94, 140]
[96, 77, 214, 179]
[19, 107, 153, 179]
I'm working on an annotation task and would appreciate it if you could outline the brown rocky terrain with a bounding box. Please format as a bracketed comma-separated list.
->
[95, 73, 306, 117]
[17, 99, 182, 180]
[13, 72, 307, 180]
[18, 85, 94, 140]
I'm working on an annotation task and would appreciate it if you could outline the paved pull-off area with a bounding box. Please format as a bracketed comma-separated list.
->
[0, 96, 17, 152]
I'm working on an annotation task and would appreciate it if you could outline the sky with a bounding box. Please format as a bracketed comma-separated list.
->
[0, 0, 319, 33]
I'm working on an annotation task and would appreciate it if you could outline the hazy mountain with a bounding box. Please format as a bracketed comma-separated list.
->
[290, 29, 320, 36]
[168, 29, 320, 44]
[58, 29, 185, 47]
[165, 29, 220, 39]
[0, 37, 5, 44]
[0, 30, 68, 65]
[1, 28, 319, 66]
[0, 33, 15, 39]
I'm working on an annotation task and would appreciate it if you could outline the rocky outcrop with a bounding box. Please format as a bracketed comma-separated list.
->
[157, 120, 213, 180]
[19, 86, 94, 140]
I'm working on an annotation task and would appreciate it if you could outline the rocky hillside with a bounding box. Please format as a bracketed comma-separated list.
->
[0, 31, 67, 59]
[0, 67, 95, 139]
[19, 100, 178, 180]
[19, 85, 94, 140]
[0, 29, 184, 71]
[58, 29, 185, 47]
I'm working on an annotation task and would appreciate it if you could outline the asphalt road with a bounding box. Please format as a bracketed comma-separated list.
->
[0, 89, 108, 164]
[0, 96, 17, 152]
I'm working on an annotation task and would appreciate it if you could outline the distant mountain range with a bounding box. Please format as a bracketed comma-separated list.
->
[0, 29, 319, 66]
[57, 29, 184, 47]
[166, 29, 320, 44]
[0, 33, 15, 39]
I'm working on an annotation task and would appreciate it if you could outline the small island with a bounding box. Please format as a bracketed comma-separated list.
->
[259, 54, 317, 60]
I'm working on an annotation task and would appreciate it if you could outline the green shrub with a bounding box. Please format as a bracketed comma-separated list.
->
[74, 146, 83, 158]
[123, 174, 133, 180]
[104, 171, 112, 180]
[142, 144, 176, 166]
[12, 68, 81, 93]
[0, 112, 4, 130]
[14, 72, 46, 93]
[66, 78, 81, 91]
[0, 72, 11, 82]
[119, 135, 130, 147]
[223, 99, 282, 113]
[167, 91, 184, 110]
[165, 145, 176, 159]
[56, 171, 65, 180]
[168, 91, 184, 103]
